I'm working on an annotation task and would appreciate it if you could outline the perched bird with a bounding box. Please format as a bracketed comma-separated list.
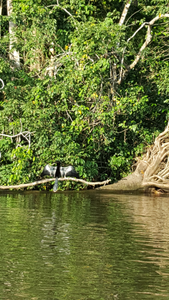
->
[59, 165, 79, 178]
[41, 162, 79, 178]
[41, 164, 56, 177]
[41, 161, 79, 192]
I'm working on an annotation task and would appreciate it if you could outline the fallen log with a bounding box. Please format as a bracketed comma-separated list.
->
[0, 177, 111, 190]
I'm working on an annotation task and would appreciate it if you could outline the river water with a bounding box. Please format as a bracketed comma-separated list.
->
[0, 190, 169, 300]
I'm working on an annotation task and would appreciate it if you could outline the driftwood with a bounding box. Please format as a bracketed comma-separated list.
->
[99, 122, 169, 194]
[0, 177, 111, 190]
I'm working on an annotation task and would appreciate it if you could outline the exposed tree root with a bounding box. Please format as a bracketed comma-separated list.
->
[141, 122, 169, 191]
[0, 177, 111, 190]
[100, 122, 169, 193]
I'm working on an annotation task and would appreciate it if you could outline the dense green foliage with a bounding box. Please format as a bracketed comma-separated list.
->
[0, 0, 169, 189]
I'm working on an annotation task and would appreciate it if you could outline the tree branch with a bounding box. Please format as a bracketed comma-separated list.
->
[46, 1, 78, 29]
[129, 14, 169, 69]
[0, 178, 111, 190]
[0, 78, 4, 89]
[118, 13, 169, 84]
[0, 130, 35, 149]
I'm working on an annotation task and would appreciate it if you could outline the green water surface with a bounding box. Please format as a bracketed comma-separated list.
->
[0, 190, 168, 300]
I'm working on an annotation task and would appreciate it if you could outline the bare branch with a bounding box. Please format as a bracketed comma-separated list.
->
[66, 110, 73, 122]
[0, 177, 111, 190]
[130, 14, 169, 70]
[0, 131, 35, 149]
[118, 13, 169, 84]
[125, 9, 142, 26]
[46, 2, 78, 29]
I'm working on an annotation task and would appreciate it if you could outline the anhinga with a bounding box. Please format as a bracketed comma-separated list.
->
[41, 161, 79, 192]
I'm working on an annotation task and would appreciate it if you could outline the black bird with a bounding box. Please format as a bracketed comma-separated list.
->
[41, 161, 79, 192]
[41, 162, 79, 178]
[55, 160, 61, 177]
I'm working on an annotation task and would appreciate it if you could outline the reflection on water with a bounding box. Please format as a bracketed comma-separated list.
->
[0, 190, 169, 299]
[119, 194, 169, 275]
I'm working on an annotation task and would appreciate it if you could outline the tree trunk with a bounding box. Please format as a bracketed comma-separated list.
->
[7, 0, 20, 68]
[0, 0, 2, 38]
[99, 123, 169, 194]
[119, 0, 133, 26]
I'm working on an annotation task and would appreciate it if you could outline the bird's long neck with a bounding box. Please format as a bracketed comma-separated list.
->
[55, 161, 61, 177]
